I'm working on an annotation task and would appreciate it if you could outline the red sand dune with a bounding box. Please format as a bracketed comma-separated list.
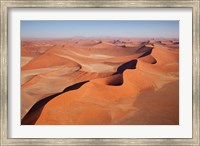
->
[21, 38, 179, 125]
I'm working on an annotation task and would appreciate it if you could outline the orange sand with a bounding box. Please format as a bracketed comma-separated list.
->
[21, 38, 179, 125]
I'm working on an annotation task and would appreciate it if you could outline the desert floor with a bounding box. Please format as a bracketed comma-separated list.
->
[21, 38, 179, 125]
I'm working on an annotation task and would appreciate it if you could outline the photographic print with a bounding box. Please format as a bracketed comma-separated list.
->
[21, 20, 179, 125]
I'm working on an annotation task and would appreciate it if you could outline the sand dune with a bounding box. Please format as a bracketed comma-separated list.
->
[138, 55, 157, 64]
[21, 38, 179, 125]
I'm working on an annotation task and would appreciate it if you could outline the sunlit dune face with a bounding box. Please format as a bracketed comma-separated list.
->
[21, 38, 179, 125]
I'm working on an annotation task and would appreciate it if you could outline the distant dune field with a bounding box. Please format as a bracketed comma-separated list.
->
[21, 38, 179, 125]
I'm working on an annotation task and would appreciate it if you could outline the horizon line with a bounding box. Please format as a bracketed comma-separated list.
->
[21, 36, 179, 40]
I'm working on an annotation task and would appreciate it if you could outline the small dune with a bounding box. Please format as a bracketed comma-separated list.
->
[138, 55, 157, 64]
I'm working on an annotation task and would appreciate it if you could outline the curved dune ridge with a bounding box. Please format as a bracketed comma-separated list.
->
[21, 38, 179, 125]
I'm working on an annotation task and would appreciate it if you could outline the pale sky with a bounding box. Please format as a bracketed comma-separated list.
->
[21, 20, 179, 39]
